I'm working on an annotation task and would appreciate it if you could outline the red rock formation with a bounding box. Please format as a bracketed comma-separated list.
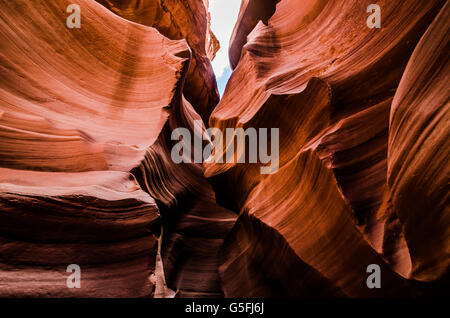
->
[132, 96, 236, 297]
[0, 0, 187, 297]
[0, 0, 448, 298]
[96, 0, 220, 123]
[386, 2, 449, 283]
[0, 0, 234, 298]
[207, 0, 448, 297]
[93, 0, 237, 297]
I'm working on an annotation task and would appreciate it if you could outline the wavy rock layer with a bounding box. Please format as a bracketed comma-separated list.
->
[208, 0, 449, 297]
[0, 0, 235, 298]
[96, 0, 220, 123]
[132, 95, 236, 297]
[93, 0, 237, 297]
[386, 2, 449, 282]
[0, 0, 188, 297]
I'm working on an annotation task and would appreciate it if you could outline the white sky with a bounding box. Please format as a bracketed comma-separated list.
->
[209, 0, 242, 77]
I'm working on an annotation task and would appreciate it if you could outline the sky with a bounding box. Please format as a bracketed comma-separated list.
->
[209, 0, 242, 96]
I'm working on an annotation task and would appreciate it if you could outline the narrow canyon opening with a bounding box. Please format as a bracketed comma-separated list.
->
[209, 0, 241, 96]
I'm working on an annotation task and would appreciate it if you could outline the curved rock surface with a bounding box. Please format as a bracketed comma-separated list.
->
[96, 0, 220, 123]
[386, 2, 449, 283]
[0, 0, 186, 297]
[0, 0, 448, 298]
[207, 0, 448, 297]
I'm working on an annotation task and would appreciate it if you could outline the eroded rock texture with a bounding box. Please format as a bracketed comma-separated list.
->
[207, 0, 449, 297]
[96, 0, 220, 123]
[0, 0, 232, 297]
[0, 0, 448, 298]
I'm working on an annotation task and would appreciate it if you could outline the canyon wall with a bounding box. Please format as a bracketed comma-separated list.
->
[209, 0, 449, 297]
[0, 0, 448, 297]
[0, 0, 233, 297]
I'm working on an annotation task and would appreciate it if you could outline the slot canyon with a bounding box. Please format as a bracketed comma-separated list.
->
[0, 0, 448, 298]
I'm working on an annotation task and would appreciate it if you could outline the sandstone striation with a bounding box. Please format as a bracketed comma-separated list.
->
[1, 0, 185, 297]
[207, 0, 449, 297]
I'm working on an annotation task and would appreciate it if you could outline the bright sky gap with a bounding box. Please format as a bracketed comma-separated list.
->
[209, 0, 241, 96]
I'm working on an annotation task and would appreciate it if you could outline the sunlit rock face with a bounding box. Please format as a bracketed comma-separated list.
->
[0, 0, 448, 298]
